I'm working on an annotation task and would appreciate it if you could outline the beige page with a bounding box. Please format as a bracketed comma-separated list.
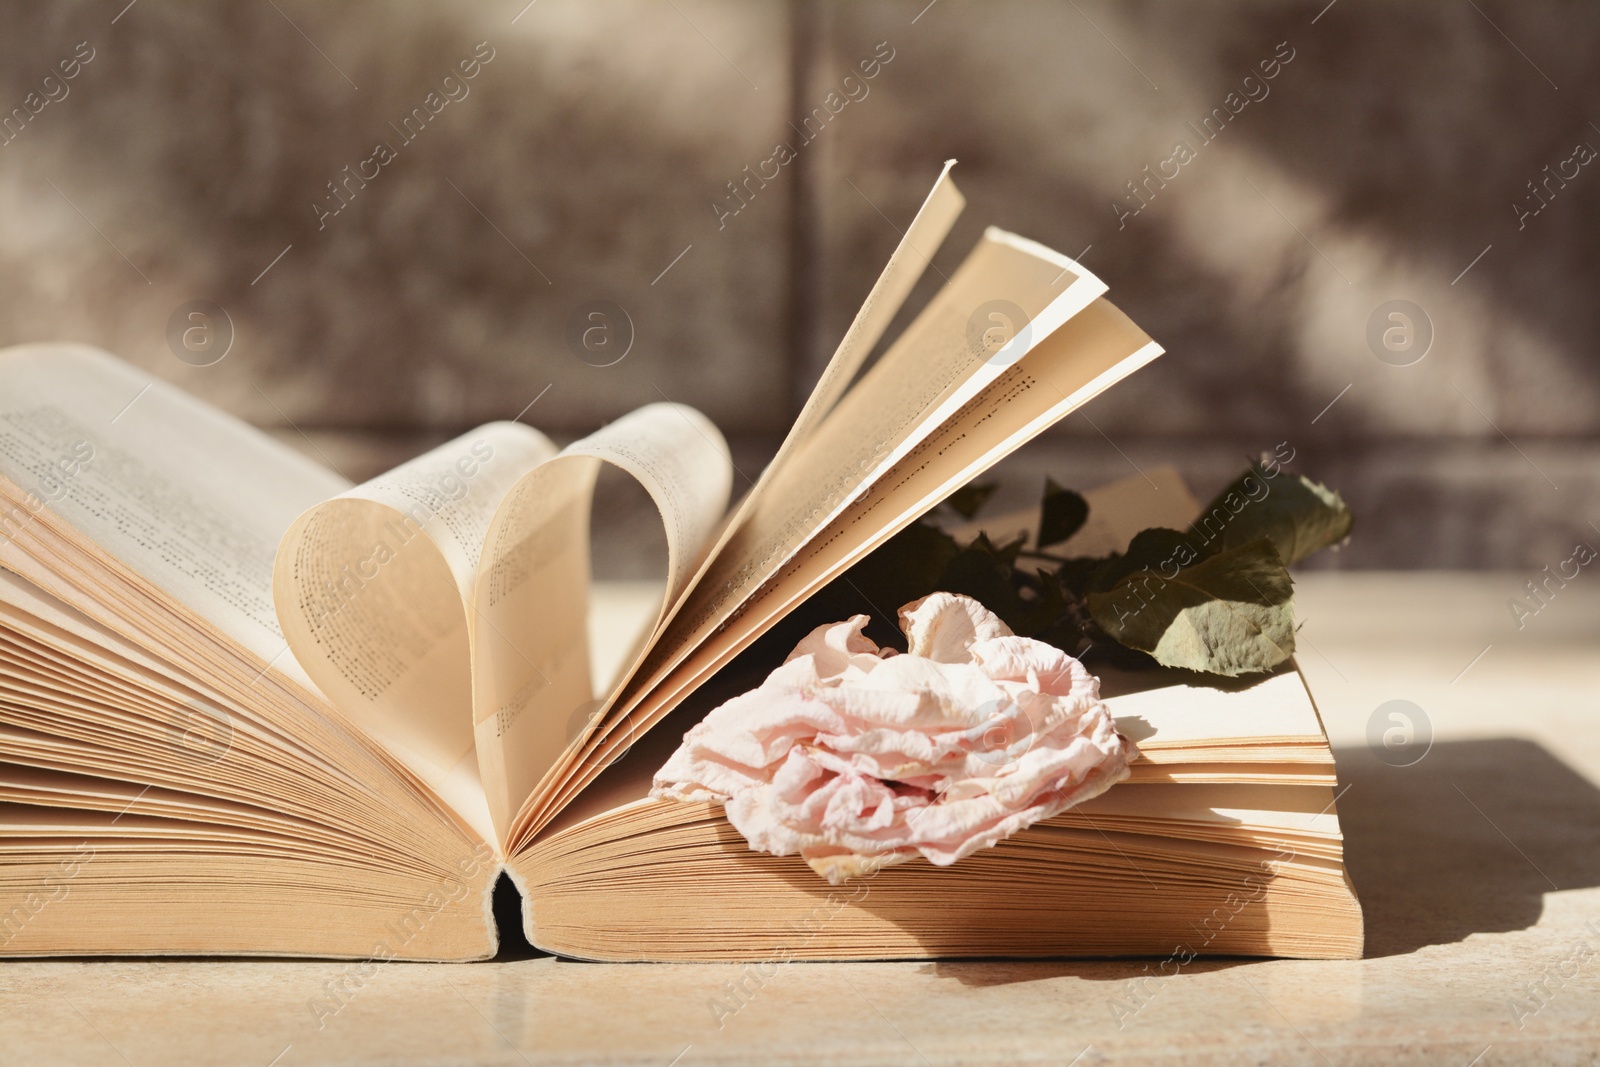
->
[468, 404, 732, 835]
[0, 632, 402, 868]
[769, 160, 965, 455]
[608, 162, 964, 700]
[0, 345, 480, 851]
[273, 403, 732, 843]
[273, 423, 555, 826]
[0, 345, 346, 669]
[655, 228, 1106, 658]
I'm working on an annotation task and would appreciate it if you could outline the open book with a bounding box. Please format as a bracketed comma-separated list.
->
[0, 165, 1360, 961]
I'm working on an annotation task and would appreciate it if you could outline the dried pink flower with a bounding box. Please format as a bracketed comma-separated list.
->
[651, 592, 1137, 883]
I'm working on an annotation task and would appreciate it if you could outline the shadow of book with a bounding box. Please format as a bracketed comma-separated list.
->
[1334, 737, 1600, 959]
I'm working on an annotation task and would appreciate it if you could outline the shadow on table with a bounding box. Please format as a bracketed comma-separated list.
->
[1334, 736, 1600, 958]
[921, 736, 1600, 986]
[481, 728, 1600, 974]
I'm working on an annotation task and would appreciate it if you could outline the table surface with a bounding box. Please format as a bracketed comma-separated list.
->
[4, 573, 1598, 1066]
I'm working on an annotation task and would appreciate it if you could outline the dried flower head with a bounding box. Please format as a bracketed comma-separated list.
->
[652, 592, 1137, 883]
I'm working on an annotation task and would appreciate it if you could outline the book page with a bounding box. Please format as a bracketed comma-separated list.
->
[786, 160, 964, 442]
[0, 345, 346, 669]
[273, 423, 556, 800]
[1105, 666, 1327, 748]
[0, 344, 501, 848]
[623, 163, 963, 672]
[551, 299, 1163, 819]
[0, 568, 344, 786]
[1065, 781, 1343, 840]
[471, 404, 731, 836]
[516, 235, 1114, 841]
[658, 229, 1106, 654]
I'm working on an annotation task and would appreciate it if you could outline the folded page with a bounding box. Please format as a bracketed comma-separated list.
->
[472, 403, 731, 836]
[274, 422, 556, 816]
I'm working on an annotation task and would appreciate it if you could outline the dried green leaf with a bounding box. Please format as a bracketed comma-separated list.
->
[1188, 462, 1352, 566]
[943, 481, 998, 520]
[1085, 527, 1209, 594]
[1038, 479, 1089, 548]
[850, 522, 963, 622]
[1085, 538, 1295, 676]
[1052, 555, 1104, 600]
[935, 541, 1025, 629]
[769, 521, 962, 651]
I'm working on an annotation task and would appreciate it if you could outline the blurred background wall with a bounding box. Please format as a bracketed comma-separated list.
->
[1, 0, 1595, 572]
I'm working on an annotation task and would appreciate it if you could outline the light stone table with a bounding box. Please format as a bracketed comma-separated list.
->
[3, 573, 1598, 1066]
